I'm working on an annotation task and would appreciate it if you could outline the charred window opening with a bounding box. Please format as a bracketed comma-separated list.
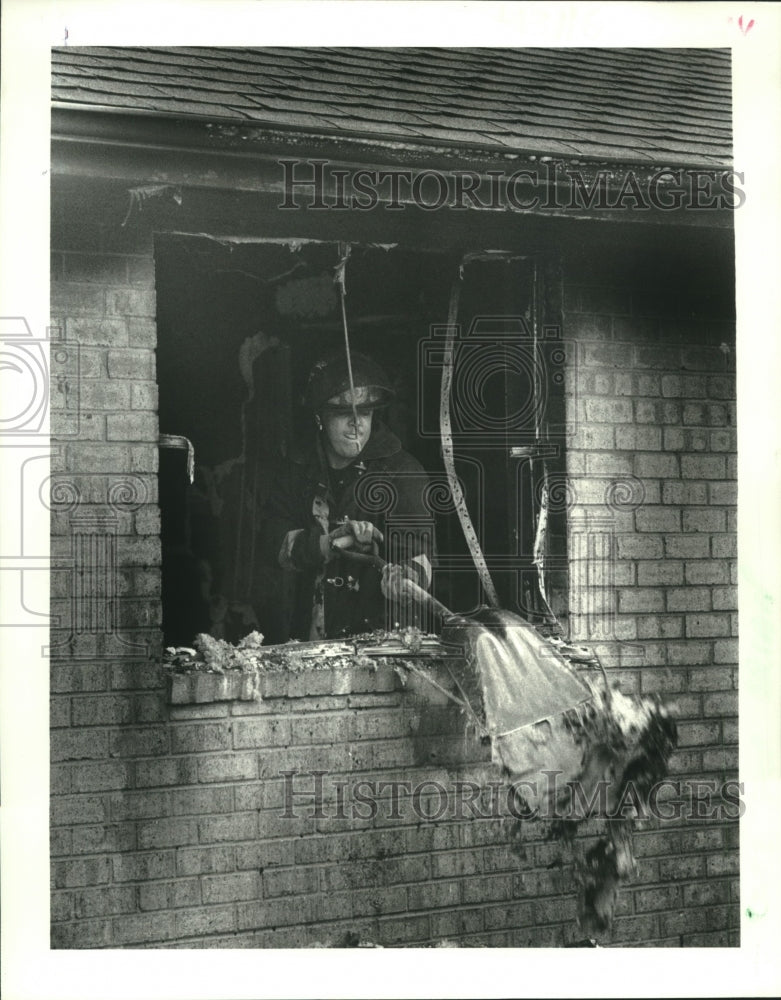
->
[154, 235, 566, 647]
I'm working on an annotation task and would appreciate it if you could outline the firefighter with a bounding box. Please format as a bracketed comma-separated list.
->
[261, 352, 432, 640]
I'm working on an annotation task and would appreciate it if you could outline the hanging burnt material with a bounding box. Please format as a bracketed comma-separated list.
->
[433, 255, 678, 936]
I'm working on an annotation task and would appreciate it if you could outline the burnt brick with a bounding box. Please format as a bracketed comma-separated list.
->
[664, 535, 711, 559]
[430, 907, 484, 938]
[237, 895, 318, 931]
[710, 429, 736, 452]
[115, 536, 162, 566]
[662, 480, 708, 505]
[171, 786, 234, 816]
[681, 455, 727, 480]
[706, 854, 739, 877]
[639, 665, 688, 697]
[136, 817, 199, 850]
[712, 586, 737, 611]
[685, 562, 729, 585]
[583, 342, 632, 366]
[585, 452, 633, 475]
[462, 874, 513, 905]
[663, 427, 685, 451]
[615, 426, 662, 450]
[617, 535, 664, 559]
[637, 561, 684, 586]
[51, 730, 110, 762]
[127, 317, 157, 347]
[62, 252, 129, 284]
[53, 857, 111, 889]
[702, 747, 739, 772]
[114, 912, 177, 945]
[708, 376, 736, 399]
[69, 761, 132, 792]
[78, 379, 132, 410]
[235, 840, 294, 871]
[106, 412, 158, 442]
[109, 789, 170, 821]
[171, 723, 231, 754]
[584, 398, 633, 423]
[198, 812, 257, 844]
[234, 717, 292, 749]
[197, 754, 258, 784]
[685, 614, 730, 638]
[677, 721, 721, 747]
[634, 453, 679, 478]
[134, 754, 197, 787]
[682, 346, 729, 371]
[202, 871, 260, 904]
[70, 885, 137, 919]
[636, 507, 681, 533]
[577, 425, 615, 449]
[127, 256, 156, 284]
[634, 885, 681, 912]
[129, 444, 159, 473]
[660, 374, 707, 398]
[109, 726, 169, 758]
[708, 481, 737, 505]
[138, 879, 201, 911]
[51, 795, 108, 827]
[703, 691, 738, 716]
[51, 919, 113, 948]
[72, 694, 133, 727]
[176, 845, 236, 876]
[130, 381, 159, 410]
[635, 346, 681, 369]
[50, 697, 71, 728]
[682, 508, 726, 533]
[51, 282, 105, 315]
[107, 348, 156, 380]
[105, 287, 157, 318]
[617, 588, 665, 613]
[683, 402, 707, 425]
[688, 666, 733, 691]
[713, 639, 738, 663]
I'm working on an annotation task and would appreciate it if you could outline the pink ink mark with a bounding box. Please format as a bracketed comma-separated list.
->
[729, 15, 755, 35]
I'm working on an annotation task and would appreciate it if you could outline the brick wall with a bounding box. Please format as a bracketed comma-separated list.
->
[54, 656, 730, 949]
[49, 203, 738, 948]
[563, 248, 739, 946]
[49, 217, 169, 943]
[50, 217, 162, 661]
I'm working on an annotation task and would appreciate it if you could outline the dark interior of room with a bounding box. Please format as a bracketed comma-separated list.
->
[154, 235, 559, 646]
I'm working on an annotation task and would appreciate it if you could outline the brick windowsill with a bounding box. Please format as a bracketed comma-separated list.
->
[168, 670, 262, 704]
[166, 640, 469, 707]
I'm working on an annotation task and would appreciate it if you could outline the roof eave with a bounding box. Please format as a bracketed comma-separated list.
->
[51, 103, 734, 174]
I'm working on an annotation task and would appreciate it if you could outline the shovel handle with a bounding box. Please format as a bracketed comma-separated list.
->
[338, 547, 453, 623]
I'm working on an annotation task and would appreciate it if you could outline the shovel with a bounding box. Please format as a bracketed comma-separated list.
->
[339, 545, 594, 730]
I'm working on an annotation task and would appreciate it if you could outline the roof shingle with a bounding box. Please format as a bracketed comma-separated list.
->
[51, 46, 732, 166]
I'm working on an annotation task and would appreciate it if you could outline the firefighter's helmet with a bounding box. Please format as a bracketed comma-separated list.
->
[304, 352, 395, 414]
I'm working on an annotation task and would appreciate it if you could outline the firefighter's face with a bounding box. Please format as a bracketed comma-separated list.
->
[321, 406, 373, 464]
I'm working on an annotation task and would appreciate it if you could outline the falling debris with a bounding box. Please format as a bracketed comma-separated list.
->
[439, 605, 677, 936]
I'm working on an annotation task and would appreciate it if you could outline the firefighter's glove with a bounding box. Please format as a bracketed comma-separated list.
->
[321, 520, 384, 560]
[381, 562, 418, 601]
